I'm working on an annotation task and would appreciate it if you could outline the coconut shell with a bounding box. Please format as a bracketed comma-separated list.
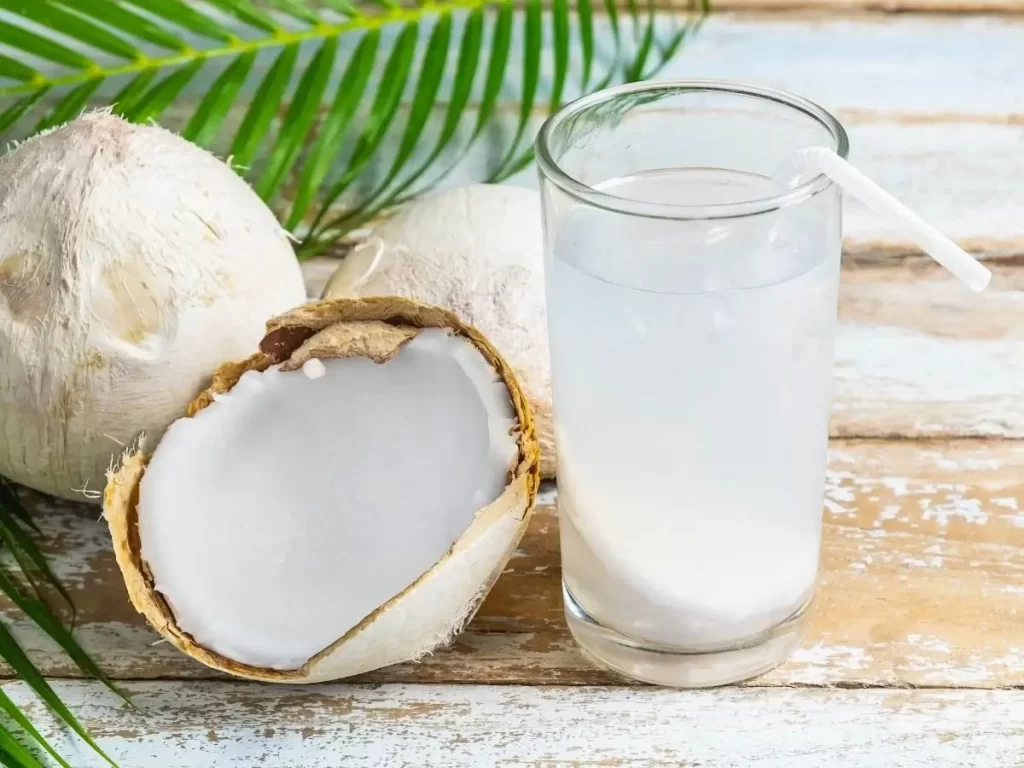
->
[105, 297, 540, 683]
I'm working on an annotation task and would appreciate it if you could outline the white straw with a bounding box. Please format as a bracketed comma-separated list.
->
[789, 146, 992, 293]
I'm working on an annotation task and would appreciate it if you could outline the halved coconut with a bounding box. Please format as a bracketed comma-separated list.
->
[105, 297, 540, 682]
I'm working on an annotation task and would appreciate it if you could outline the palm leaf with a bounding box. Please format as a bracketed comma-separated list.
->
[0, 747, 29, 768]
[230, 43, 300, 170]
[0, 721, 45, 768]
[308, 19, 420, 234]
[34, 80, 105, 133]
[0, 486, 120, 767]
[0, 689, 73, 768]
[0, 623, 116, 767]
[0, 0, 707, 258]
[0, 504, 75, 621]
[385, 1, 513, 211]
[255, 38, 337, 200]
[182, 51, 258, 145]
[0, 486, 37, 537]
[109, 71, 157, 117]
[284, 30, 379, 229]
[343, 7, 484, 229]
[0, 569, 127, 708]
[314, 12, 452, 233]
[487, 0, 542, 183]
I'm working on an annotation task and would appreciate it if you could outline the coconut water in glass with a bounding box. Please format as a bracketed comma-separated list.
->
[536, 81, 847, 687]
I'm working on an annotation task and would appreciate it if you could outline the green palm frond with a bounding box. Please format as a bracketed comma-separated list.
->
[0, 483, 122, 767]
[0, 0, 707, 257]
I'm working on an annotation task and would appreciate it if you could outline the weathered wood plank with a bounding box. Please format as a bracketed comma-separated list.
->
[828, 121, 1024, 251]
[8, 681, 1024, 767]
[6, 438, 1024, 687]
[832, 263, 1024, 438]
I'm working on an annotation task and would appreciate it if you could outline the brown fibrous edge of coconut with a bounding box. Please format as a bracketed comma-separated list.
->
[104, 297, 541, 683]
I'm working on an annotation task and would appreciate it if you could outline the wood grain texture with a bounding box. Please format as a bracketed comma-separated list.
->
[5, 438, 1024, 687]
[8, 681, 1024, 767]
[832, 263, 1024, 437]
[674, 16, 1024, 115]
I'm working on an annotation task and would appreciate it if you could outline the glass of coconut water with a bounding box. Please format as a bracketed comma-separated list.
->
[536, 81, 848, 687]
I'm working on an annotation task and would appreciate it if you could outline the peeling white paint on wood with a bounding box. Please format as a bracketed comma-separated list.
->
[832, 321, 1024, 435]
[7, 681, 1024, 768]
[830, 267, 1024, 437]
[833, 121, 1024, 248]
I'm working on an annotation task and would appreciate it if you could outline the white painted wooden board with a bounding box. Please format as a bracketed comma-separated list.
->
[7, 681, 1024, 767]
[831, 264, 1024, 438]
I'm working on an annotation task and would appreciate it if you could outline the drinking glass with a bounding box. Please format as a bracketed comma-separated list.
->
[535, 80, 848, 687]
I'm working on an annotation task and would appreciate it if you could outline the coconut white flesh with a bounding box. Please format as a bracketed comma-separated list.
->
[137, 329, 518, 670]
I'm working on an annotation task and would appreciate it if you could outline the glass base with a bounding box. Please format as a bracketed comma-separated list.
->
[563, 582, 809, 688]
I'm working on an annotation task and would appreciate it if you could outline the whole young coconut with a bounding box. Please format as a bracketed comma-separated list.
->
[0, 111, 307, 501]
[105, 297, 540, 682]
[322, 185, 555, 477]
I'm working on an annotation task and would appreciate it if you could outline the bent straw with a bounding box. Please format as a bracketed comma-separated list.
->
[785, 146, 991, 293]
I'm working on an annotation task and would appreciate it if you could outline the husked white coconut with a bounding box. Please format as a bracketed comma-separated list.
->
[322, 185, 555, 477]
[0, 111, 306, 501]
[105, 297, 540, 682]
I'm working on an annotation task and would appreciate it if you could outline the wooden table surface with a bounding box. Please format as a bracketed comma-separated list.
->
[5, 6, 1024, 767]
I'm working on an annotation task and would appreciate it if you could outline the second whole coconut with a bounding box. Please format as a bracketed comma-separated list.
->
[322, 185, 555, 477]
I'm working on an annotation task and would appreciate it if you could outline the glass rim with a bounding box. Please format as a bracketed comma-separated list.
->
[535, 79, 850, 221]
